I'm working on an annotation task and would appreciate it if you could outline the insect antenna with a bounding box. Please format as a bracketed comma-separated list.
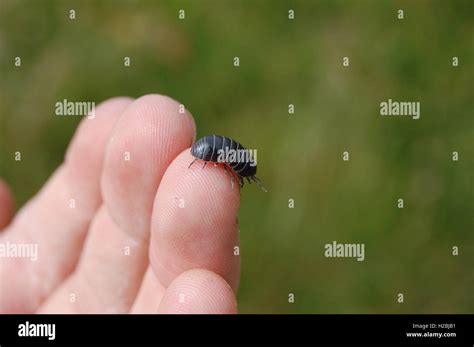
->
[251, 176, 268, 192]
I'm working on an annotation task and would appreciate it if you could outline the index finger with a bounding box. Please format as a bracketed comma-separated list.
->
[149, 150, 241, 291]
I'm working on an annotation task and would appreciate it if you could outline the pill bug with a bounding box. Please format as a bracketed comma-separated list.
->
[189, 135, 267, 192]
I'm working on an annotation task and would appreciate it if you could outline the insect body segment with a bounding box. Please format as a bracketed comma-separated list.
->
[189, 135, 267, 192]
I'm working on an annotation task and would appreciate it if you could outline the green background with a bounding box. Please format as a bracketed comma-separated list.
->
[0, 0, 473, 313]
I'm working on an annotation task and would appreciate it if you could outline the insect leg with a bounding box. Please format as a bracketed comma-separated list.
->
[223, 164, 233, 177]
[188, 159, 197, 169]
[202, 161, 208, 169]
[223, 165, 236, 189]
[251, 176, 268, 192]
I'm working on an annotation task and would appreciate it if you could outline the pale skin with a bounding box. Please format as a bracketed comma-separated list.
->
[0, 94, 240, 313]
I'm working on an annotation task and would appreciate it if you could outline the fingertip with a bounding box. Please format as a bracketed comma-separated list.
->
[101, 94, 196, 240]
[65, 96, 134, 164]
[158, 269, 237, 314]
[150, 150, 241, 292]
[172, 150, 242, 214]
[160, 150, 241, 224]
[63, 96, 134, 215]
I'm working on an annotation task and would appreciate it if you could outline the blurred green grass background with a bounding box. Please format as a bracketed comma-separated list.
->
[0, 0, 473, 313]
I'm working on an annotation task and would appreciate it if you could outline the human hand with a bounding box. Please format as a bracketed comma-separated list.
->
[0, 94, 240, 314]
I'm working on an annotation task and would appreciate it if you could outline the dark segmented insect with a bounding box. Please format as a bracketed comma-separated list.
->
[189, 135, 267, 192]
